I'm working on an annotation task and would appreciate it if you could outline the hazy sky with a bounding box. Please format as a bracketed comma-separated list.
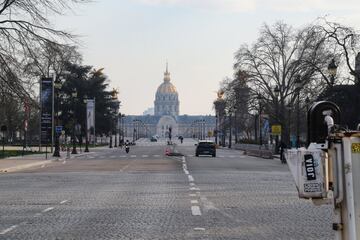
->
[53, 0, 360, 115]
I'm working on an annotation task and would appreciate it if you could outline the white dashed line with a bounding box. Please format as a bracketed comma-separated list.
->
[42, 207, 54, 213]
[130, 155, 136, 158]
[34, 213, 42, 217]
[0, 225, 18, 235]
[191, 206, 202, 216]
[188, 175, 194, 182]
[184, 170, 189, 175]
[189, 182, 196, 186]
[153, 155, 160, 157]
[189, 193, 197, 197]
[142, 155, 148, 158]
[190, 187, 200, 191]
[60, 200, 69, 204]
[191, 200, 199, 204]
[194, 227, 206, 231]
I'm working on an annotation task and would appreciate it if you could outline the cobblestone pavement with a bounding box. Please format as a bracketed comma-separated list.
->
[0, 142, 334, 239]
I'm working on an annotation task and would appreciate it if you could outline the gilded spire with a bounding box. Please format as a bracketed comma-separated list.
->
[164, 61, 170, 82]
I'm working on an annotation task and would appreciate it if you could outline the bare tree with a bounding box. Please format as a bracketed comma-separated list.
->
[234, 21, 333, 144]
[0, 0, 87, 103]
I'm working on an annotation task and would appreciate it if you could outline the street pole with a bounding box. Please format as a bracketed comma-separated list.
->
[84, 99, 89, 153]
[53, 83, 60, 157]
[296, 90, 300, 148]
[215, 114, 218, 145]
[228, 112, 232, 148]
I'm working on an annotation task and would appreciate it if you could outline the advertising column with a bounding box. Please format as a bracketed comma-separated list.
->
[40, 77, 54, 154]
[86, 99, 95, 145]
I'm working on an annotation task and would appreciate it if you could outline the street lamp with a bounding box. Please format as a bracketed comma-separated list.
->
[257, 94, 263, 146]
[273, 85, 280, 153]
[328, 58, 338, 86]
[228, 110, 232, 148]
[71, 89, 78, 154]
[53, 76, 63, 157]
[295, 75, 302, 148]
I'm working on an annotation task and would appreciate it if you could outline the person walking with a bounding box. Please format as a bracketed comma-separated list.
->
[280, 141, 287, 164]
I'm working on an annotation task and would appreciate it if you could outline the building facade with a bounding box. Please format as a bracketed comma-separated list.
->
[123, 64, 215, 139]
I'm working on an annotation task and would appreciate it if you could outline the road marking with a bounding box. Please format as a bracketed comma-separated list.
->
[60, 200, 69, 204]
[189, 182, 195, 186]
[189, 194, 197, 197]
[130, 155, 136, 158]
[110, 156, 116, 158]
[184, 170, 189, 175]
[194, 227, 206, 231]
[120, 164, 130, 172]
[42, 207, 54, 213]
[34, 213, 42, 217]
[142, 155, 148, 158]
[188, 175, 194, 182]
[190, 187, 200, 191]
[219, 156, 225, 158]
[120, 155, 126, 158]
[0, 225, 18, 235]
[191, 206, 202, 216]
[191, 200, 199, 204]
[153, 155, 160, 157]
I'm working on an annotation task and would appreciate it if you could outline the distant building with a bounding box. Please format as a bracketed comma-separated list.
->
[143, 107, 154, 116]
[123, 64, 215, 138]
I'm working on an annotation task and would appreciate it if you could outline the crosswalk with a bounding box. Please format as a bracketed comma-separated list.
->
[84, 154, 246, 159]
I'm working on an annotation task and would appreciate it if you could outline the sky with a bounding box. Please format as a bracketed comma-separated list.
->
[53, 0, 360, 115]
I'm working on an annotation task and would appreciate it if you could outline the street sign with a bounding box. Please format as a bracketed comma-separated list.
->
[271, 125, 282, 136]
[55, 126, 63, 133]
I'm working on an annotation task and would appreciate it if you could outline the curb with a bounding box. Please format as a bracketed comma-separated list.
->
[0, 151, 94, 173]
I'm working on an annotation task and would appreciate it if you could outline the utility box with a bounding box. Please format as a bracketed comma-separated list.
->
[286, 148, 327, 199]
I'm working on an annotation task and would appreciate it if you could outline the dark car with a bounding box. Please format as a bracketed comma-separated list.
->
[195, 141, 216, 157]
[150, 136, 158, 142]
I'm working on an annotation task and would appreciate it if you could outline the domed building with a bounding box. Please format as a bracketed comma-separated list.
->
[154, 65, 179, 116]
[122, 63, 216, 140]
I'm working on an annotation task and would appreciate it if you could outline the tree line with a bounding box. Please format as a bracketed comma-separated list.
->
[218, 18, 360, 146]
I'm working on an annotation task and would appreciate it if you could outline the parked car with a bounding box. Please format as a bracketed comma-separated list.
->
[150, 136, 158, 142]
[195, 140, 216, 157]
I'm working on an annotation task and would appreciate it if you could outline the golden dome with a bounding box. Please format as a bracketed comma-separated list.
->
[156, 63, 178, 94]
[157, 81, 177, 94]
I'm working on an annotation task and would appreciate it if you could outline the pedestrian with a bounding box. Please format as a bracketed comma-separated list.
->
[280, 141, 287, 164]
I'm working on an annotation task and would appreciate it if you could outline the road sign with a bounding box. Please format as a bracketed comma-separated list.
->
[271, 125, 282, 136]
[55, 126, 63, 133]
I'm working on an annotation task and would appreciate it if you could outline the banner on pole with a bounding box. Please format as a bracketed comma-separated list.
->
[40, 77, 53, 144]
[86, 99, 95, 143]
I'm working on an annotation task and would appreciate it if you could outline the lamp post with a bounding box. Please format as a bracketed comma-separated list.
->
[228, 110, 232, 148]
[53, 76, 63, 157]
[295, 75, 302, 148]
[286, 103, 292, 147]
[328, 58, 338, 86]
[257, 94, 263, 146]
[274, 85, 280, 153]
[83, 96, 90, 153]
[71, 89, 78, 154]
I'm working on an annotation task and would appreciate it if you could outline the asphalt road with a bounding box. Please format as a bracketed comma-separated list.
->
[0, 139, 334, 240]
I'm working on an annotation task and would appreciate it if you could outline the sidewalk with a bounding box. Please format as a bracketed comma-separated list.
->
[0, 150, 90, 173]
